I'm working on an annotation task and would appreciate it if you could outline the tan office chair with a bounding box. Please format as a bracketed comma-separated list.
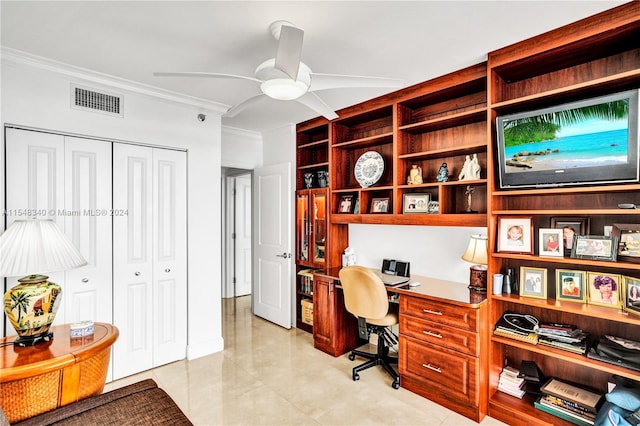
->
[339, 265, 400, 389]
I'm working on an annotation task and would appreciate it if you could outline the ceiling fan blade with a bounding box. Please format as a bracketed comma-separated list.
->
[274, 24, 304, 80]
[224, 94, 268, 118]
[309, 73, 403, 92]
[296, 92, 338, 120]
[154, 71, 261, 84]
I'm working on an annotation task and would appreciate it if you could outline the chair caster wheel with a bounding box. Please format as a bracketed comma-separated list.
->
[353, 373, 360, 381]
[348, 353, 355, 361]
[392, 379, 400, 389]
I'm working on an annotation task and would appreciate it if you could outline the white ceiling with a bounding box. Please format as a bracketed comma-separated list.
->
[1, 1, 627, 133]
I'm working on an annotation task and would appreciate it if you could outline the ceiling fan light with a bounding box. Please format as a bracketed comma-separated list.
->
[261, 79, 308, 100]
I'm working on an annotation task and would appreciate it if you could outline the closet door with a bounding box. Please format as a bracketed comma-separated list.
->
[4, 129, 112, 328]
[112, 144, 154, 378]
[152, 148, 187, 366]
[63, 136, 113, 325]
[112, 144, 187, 378]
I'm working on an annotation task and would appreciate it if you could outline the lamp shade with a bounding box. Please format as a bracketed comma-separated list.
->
[0, 219, 87, 277]
[461, 234, 488, 266]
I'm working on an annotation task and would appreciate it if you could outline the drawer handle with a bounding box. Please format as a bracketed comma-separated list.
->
[422, 363, 442, 373]
[422, 309, 443, 316]
[423, 330, 442, 338]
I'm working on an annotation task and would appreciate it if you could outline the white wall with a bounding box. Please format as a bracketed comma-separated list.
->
[221, 126, 263, 169]
[348, 224, 487, 283]
[1, 50, 228, 359]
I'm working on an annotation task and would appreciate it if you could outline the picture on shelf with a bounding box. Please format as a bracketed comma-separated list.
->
[572, 235, 618, 261]
[587, 272, 621, 308]
[623, 276, 640, 316]
[555, 269, 586, 302]
[497, 216, 534, 254]
[539, 228, 564, 257]
[337, 195, 354, 214]
[550, 216, 590, 256]
[612, 224, 640, 264]
[520, 266, 547, 299]
[371, 197, 390, 213]
[403, 193, 430, 213]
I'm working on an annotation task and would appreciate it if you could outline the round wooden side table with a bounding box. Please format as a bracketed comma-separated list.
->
[0, 322, 119, 423]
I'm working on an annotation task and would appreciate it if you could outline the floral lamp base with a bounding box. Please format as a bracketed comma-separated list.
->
[4, 274, 62, 346]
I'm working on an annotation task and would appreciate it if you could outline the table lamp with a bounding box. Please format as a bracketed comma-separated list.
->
[461, 234, 488, 292]
[0, 219, 87, 346]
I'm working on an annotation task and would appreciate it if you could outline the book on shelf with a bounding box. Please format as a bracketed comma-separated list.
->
[534, 396, 594, 426]
[494, 327, 539, 344]
[542, 395, 596, 420]
[498, 365, 526, 398]
[538, 336, 588, 355]
[540, 378, 603, 414]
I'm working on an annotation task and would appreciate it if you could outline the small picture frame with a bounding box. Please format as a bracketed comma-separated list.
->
[520, 266, 547, 299]
[539, 228, 564, 257]
[572, 235, 618, 261]
[555, 269, 586, 302]
[338, 195, 354, 214]
[611, 224, 640, 264]
[497, 216, 534, 254]
[622, 275, 640, 315]
[371, 197, 390, 213]
[403, 193, 430, 213]
[353, 197, 360, 214]
[587, 272, 621, 308]
[550, 216, 590, 256]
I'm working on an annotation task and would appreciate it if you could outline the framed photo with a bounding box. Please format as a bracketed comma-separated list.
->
[371, 197, 390, 213]
[572, 235, 618, 261]
[622, 275, 640, 315]
[539, 228, 564, 257]
[520, 266, 547, 299]
[587, 272, 621, 308]
[550, 216, 590, 256]
[497, 216, 534, 254]
[353, 197, 360, 214]
[612, 224, 640, 264]
[555, 269, 586, 302]
[337, 195, 354, 213]
[403, 193, 430, 213]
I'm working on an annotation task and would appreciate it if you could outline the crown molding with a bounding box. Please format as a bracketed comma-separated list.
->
[1, 47, 229, 114]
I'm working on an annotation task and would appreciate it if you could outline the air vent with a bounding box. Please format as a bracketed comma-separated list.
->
[71, 85, 123, 117]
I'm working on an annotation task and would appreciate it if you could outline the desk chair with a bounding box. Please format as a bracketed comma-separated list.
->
[339, 265, 400, 389]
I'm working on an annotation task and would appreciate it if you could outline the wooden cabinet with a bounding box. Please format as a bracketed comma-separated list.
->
[328, 63, 488, 227]
[295, 188, 327, 268]
[398, 291, 487, 422]
[487, 4, 640, 425]
[312, 271, 359, 357]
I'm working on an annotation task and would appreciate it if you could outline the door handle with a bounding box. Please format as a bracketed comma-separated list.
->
[275, 252, 291, 258]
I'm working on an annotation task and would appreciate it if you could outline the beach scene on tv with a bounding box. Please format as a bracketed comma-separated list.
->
[501, 97, 630, 173]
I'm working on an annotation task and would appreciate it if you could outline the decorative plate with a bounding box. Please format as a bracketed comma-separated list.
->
[354, 151, 384, 188]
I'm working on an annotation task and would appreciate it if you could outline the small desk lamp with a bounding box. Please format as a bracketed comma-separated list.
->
[461, 234, 488, 292]
[0, 219, 87, 346]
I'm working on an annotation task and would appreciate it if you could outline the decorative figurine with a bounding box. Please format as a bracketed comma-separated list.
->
[459, 153, 481, 181]
[436, 162, 449, 182]
[407, 164, 423, 185]
[471, 153, 481, 179]
[317, 170, 328, 188]
[304, 173, 314, 189]
[465, 185, 476, 213]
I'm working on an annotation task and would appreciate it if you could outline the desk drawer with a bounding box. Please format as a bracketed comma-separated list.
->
[399, 336, 478, 406]
[400, 296, 477, 332]
[399, 315, 478, 356]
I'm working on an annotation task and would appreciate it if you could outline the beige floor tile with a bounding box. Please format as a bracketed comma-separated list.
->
[108, 295, 508, 426]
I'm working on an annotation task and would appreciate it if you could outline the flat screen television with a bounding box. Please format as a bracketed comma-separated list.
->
[496, 89, 639, 189]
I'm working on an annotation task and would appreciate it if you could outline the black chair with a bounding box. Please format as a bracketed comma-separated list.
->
[339, 265, 400, 389]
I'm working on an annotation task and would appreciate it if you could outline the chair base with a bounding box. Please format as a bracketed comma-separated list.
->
[348, 326, 400, 389]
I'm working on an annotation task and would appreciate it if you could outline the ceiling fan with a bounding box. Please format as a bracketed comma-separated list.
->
[153, 21, 403, 120]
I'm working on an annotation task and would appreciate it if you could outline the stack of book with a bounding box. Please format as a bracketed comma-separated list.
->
[534, 378, 603, 426]
[493, 313, 539, 345]
[535, 322, 589, 355]
[498, 365, 525, 398]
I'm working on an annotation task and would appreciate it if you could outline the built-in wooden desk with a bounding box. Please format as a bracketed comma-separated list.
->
[0, 322, 118, 423]
[312, 268, 488, 422]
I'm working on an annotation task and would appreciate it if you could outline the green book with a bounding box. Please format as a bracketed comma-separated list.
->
[534, 396, 594, 426]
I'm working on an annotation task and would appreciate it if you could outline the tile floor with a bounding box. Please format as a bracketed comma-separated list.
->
[106, 296, 507, 426]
